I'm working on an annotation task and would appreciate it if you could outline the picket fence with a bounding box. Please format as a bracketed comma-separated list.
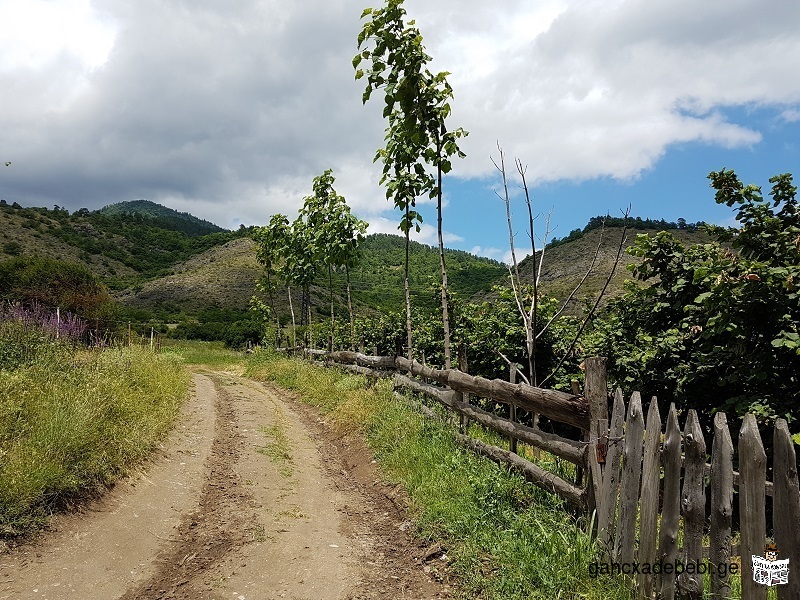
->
[287, 348, 800, 599]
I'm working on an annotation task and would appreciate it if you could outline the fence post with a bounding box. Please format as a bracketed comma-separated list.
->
[739, 414, 767, 600]
[636, 398, 661, 598]
[457, 342, 470, 434]
[678, 409, 706, 599]
[613, 391, 644, 566]
[597, 389, 625, 558]
[709, 412, 733, 599]
[773, 419, 800, 599]
[657, 403, 681, 599]
[584, 357, 608, 534]
[509, 364, 518, 454]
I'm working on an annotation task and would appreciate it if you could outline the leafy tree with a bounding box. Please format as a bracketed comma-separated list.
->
[589, 170, 800, 425]
[322, 184, 368, 350]
[356, 1, 467, 367]
[355, 0, 435, 359]
[252, 213, 291, 344]
[298, 170, 363, 350]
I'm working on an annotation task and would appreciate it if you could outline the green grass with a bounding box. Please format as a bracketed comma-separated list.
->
[257, 424, 294, 478]
[246, 350, 633, 600]
[160, 339, 247, 369]
[0, 343, 189, 537]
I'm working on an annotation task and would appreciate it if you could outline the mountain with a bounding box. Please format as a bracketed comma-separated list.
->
[0, 199, 711, 325]
[0, 200, 242, 286]
[119, 233, 508, 318]
[494, 221, 710, 315]
[98, 200, 226, 237]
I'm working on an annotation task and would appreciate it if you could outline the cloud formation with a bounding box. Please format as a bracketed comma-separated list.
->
[1, 0, 798, 231]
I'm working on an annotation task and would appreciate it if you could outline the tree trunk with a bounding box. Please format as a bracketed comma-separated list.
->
[436, 134, 451, 370]
[346, 265, 355, 351]
[524, 183, 538, 386]
[328, 263, 334, 352]
[287, 285, 296, 347]
[306, 285, 313, 349]
[266, 270, 281, 346]
[404, 203, 413, 360]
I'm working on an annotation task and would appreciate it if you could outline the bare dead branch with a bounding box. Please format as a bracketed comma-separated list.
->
[493, 142, 522, 293]
[536, 218, 606, 339]
[540, 206, 631, 387]
[498, 352, 530, 385]
[535, 210, 553, 290]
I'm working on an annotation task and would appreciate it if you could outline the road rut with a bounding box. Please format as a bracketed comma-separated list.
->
[0, 372, 448, 600]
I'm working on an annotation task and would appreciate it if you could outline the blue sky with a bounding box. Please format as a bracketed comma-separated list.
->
[432, 105, 800, 262]
[1, 0, 798, 264]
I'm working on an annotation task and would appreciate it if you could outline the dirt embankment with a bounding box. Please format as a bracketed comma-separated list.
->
[0, 373, 449, 600]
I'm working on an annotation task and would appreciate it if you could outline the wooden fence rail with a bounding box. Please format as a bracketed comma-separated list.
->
[285, 348, 800, 599]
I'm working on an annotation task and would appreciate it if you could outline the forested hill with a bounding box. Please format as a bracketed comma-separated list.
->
[500, 218, 710, 314]
[336, 233, 507, 312]
[0, 200, 243, 286]
[120, 233, 508, 317]
[98, 200, 226, 237]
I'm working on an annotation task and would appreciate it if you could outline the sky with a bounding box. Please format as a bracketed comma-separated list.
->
[1, 0, 799, 264]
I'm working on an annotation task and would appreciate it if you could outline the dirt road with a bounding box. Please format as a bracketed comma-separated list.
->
[0, 372, 449, 600]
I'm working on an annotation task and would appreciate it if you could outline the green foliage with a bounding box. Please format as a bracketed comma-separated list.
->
[338, 233, 506, 312]
[586, 170, 800, 424]
[547, 215, 706, 249]
[0, 200, 243, 283]
[0, 256, 112, 320]
[97, 199, 226, 237]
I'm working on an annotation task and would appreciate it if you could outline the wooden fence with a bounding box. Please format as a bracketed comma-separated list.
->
[288, 348, 800, 599]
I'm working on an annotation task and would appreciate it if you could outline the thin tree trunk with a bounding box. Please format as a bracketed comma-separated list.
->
[306, 285, 313, 349]
[405, 202, 413, 360]
[287, 285, 296, 347]
[328, 263, 334, 352]
[436, 133, 451, 370]
[266, 270, 281, 346]
[346, 265, 355, 350]
[519, 162, 538, 386]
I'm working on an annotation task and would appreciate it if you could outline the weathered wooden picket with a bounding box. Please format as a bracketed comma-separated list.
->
[589, 391, 800, 599]
[288, 348, 800, 599]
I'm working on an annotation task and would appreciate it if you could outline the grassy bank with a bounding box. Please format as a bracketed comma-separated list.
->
[246, 350, 633, 600]
[0, 335, 189, 537]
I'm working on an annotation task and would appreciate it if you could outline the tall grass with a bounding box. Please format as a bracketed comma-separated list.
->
[246, 350, 633, 600]
[0, 319, 188, 537]
[160, 338, 246, 370]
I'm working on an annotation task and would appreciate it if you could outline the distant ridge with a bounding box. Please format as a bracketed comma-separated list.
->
[98, 199, 226, 237]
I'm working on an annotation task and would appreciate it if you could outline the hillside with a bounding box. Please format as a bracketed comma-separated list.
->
[0, 201, 242, 287]
[499, 224, 710, 314]
[0, 199, 712, 325]
[98, 199, 226, 237]
[119, 233, 508, 318]
[339, 233, 506, 312]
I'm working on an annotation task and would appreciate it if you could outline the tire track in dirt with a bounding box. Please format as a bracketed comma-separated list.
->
[118, 379, 252, 599]
[1, 371, 450, 600]
[0, 374, 216, 600]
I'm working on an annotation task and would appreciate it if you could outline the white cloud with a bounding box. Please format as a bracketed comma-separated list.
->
[0, 0, 798, 232]
[503, 249, 533, 267]
[782, 109, 800, 123]
[0, 0, 117, 72]
[367, 216, 463, 246]
[469, 245, 503, 261]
